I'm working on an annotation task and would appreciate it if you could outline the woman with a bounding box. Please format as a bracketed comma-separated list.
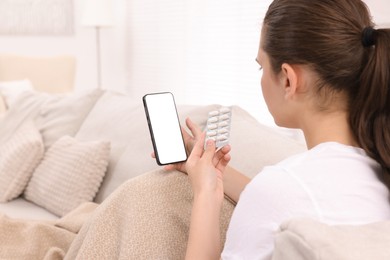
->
[172, 0, 390, 259]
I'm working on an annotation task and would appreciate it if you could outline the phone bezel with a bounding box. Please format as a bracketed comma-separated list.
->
[143, 92, 188, 165]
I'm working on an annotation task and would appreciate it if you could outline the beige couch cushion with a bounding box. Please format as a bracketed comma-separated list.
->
[0, 89, 103, 150]
[227, 105, 306, 179]
[0, 122, 44, 202]
[24, 136, 110, 217]
[0, 198, 58, 220]
[273, 218, 390, 260]
[35, 89, 104, 149]
[0, 91, 52, 145]
[0, 79, 34, 108]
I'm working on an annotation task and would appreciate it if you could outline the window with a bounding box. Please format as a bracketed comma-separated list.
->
[126, 0, 275, 126]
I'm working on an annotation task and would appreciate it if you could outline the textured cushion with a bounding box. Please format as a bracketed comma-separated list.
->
[35, 88, 104, 150]
[273, 218, 390, 260]
[0, 91, 52, 146]
[0, 79, 34, 108]
[24, 136, 110, 217]
[0, 89, 103, 150]
[0, 122, 44, 202]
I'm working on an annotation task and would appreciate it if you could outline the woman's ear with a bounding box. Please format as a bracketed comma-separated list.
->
[280, 63, 299, 100]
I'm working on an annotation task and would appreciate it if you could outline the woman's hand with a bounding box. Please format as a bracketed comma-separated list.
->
[152, 117, 230, 174]
[186, 132, 231, 200]
[185, 132, 231, 260]
[164, 117, 202, 172]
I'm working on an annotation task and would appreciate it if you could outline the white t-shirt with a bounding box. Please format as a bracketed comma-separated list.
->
[222, 142, 390, 260]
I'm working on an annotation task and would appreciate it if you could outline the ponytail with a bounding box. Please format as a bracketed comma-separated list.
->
[350, 28, 390, 185]
[263, 0, 390, 187]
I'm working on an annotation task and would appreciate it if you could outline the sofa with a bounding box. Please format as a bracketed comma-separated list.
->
[0, 87, 306, 218]
[0, 87, 389, 259]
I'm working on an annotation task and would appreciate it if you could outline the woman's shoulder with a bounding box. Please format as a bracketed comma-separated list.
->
[274, 141, 377, 169]
[249, 141, 381, 193]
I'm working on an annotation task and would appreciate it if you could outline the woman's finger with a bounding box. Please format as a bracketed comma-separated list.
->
[181, 126, 193, 141]
[216, 153, 231, 172]
[212, 145, 231, 166]
[188, 131, 206, 161]
[202, 138, 217, 162]
[186, 118, 202, 139]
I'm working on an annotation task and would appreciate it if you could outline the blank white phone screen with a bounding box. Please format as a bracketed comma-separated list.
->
[144, 92, 187, 165]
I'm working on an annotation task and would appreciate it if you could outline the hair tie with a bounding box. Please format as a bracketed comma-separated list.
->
[362, 26, 377, 47]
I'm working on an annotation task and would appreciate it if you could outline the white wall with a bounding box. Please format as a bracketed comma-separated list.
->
[364, 0, 390, 27]
[0, 0, 127, 93]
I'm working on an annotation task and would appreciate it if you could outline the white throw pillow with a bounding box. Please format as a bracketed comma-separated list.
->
[0, 122, 44, 202]
[0, 88, 104, 150]
[36, 88, 104, 149]
[0, 79, 34, 108]
[24, 136, 110, 217]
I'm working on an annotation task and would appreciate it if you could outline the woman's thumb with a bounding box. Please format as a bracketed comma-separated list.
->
[203, 139, 216, 160]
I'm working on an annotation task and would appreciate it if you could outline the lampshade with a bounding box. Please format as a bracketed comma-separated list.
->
[82, 0, 114, 27]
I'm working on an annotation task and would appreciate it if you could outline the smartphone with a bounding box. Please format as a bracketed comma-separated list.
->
[143, 92, 188, 165]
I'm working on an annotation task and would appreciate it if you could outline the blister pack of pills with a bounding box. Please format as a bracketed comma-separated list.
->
[204, 107, 232, 150]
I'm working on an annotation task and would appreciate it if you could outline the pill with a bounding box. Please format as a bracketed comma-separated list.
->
[204, 108, 231, 150]
[217, 135, 228, 141]
[207, 130, 217, 136]
[208, 111, 219, 116]
[217, 129, 228, 134]
[207, 136, 216, 141]
[218, 121, 229, 127]
[219, 114, 230, 120]
[207, 124, 218, 130]
[219, 107, 230, 113]
[208, 117, 218, 123]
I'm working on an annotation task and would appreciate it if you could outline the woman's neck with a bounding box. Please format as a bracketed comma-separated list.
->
[300, 110, 359, 150]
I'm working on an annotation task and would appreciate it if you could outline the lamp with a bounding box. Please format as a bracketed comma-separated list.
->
[82, 0, 114, 89]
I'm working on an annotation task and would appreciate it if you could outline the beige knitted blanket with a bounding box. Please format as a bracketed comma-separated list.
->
[0, 169, 235, 259]
[65, 169, 235, 259]
[0, 202, 97, 259]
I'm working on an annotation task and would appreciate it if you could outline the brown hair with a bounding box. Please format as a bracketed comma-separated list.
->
[263, 0, 390, 185]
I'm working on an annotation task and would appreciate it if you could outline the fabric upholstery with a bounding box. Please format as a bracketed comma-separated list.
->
[74, 91, 221, 202]
[24, 136, 110, 217]
[35, 88, 104, 149]
[0, 79, 33, 108]
[0, 202, 97, 259]
[0, 91, 52, 146]
[0, 198, 58, 220]
[0, 89, 104, 150]
[65, 169, 235, 259]
[75, 91, 306, 202]
[273, 218, 390, 260]
[0, 122, 44, 202]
